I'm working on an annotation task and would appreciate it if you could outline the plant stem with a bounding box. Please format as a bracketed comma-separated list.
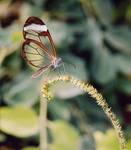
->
[42, 75, 126, 150]
[40, 89, 48, 150]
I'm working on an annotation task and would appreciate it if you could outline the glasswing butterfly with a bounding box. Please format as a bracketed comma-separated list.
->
[22, 16, 63, 78]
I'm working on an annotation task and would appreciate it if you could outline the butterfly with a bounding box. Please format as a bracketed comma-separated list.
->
[22, 16, 63, 78]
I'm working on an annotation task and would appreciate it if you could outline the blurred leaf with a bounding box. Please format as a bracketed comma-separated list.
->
[91, 0, 113, 25]
[64, 55, 87, 80]
[0, 1, 11, 17]
[11, 31, 22, 43]
[46, 0, 83, 20]
[19, 3, 32, 21]
[0, 106, 38, 137]
[48, 99, 70, 120]
[127, 140, 131, 150]
[95, 129, 131, 150]
[3, 51, 21, 73]
[29, 0, 45, 8]
[125, 125, 131, 139]
[117, 78, 131, 95]
[22, 147, 38, 150]
[105, 26, 131, 54]
[4, 71, 40, 106]
[49, 120, 80, 150]
[79, 135, 96, 150]
[126, 4, 131, 22]
[91, 48, 116, 84]
[114, 54, 131, 75]
[85, 18, 103, 49]
[0, 24, 22, 65]
[76, 95, 110, 131]
[0, 133, 6, 143]
[94, 129, 119, 150]
[0, 44, 18, 66]
[51, 81, 85, 99]
[0, 24, 22, 46]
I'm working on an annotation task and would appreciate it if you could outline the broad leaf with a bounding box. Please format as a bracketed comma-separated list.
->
[0, 106, 38, 137]
[91, 0, 113, 25]
[49, 120, 80, 150]
[114, 54, 131, 74]
[105, 27, 131, 54]
[22, 147, 38, 150]
[4, 71, 40, 106]
[94, 129, 119, 150]
[91, 48, 116, 84]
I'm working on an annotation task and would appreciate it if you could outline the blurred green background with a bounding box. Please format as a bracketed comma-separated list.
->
[0, 0, 131, 150]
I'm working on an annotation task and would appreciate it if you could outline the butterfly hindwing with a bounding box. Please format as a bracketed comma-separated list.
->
[22, 39, 52, 68]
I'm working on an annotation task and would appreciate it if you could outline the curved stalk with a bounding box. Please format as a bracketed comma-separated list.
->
[41, 75, 126, 150]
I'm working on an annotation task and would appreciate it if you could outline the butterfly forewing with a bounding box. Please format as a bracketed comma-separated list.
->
[22, 40, 51, 68]
[25, 30, 40, 42]
[23, 16, 56, 58]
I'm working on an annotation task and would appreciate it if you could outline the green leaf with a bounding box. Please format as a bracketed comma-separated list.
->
[91, 48, 116, 84]
[0, 106, 38, 138]
[94, 129, 119, 150]
[0, 133, 6, 143]
[63, 55, 87, 80]
[22, 147, 38, 150]
[91, 0, 113, 25]
[114, 54, 131, 75]
[4, 72, 40, 106]
[95, 129, 131, 150]
[105, 27, 131, 54]
[0, 24, 22, 46]
[126, 4, 131, 22]
[45, 0, 83, 20]
[48, 99, 70, 120]
[127, 140, 131, 150]
[11, 31, 22, 43]
[79, 135, 96, 150]
[85, 18, 103, 49]
[49, 120, 80, 150]
[117, 78, 131, 95]
[0, 26, 21, 65]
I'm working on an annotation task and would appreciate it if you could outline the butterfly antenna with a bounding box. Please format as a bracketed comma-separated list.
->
[64, 60, 76, 70]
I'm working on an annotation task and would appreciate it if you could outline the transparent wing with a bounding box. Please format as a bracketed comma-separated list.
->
[31, 65, 51, 78]
[22, 39, 52, 68]
[23, 16, 56, 58]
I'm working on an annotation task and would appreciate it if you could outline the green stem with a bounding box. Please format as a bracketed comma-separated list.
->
[40, 86, 48, 150]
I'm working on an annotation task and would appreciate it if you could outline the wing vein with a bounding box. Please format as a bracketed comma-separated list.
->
[24, 52, 40, 55]
[29, 44, 44, 57]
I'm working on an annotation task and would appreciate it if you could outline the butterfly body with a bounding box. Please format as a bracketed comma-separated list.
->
[22, 16, 63, 78]
[51, 57, 62, 69]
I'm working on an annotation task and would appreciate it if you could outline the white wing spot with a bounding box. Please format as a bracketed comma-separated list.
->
[24, 24, 48, 32]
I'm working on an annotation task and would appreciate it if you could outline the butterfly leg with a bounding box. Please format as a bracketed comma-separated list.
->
[62, 63, 66, 74]
[45, 66, 55, 79]
[56, 67, 61, 77]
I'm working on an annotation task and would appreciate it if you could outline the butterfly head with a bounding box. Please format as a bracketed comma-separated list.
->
[53, 57, 63, 69]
